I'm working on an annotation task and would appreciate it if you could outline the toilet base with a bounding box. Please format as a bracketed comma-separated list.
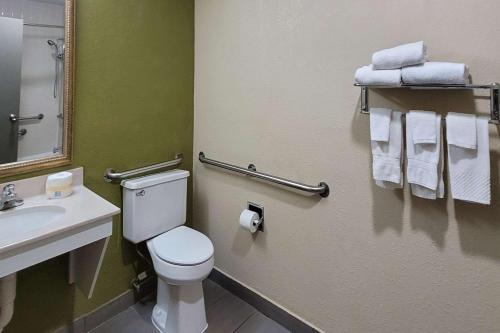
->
[151, 279, 208, 333]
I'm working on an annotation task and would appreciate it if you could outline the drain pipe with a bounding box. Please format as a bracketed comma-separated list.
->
[0, 273, 16, 333]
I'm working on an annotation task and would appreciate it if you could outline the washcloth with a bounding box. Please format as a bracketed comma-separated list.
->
[446, 112, 477, 149]
[372, 41, 427, 70]
[355, 65, 401, 86]
[406, 112, 444, 199]
[370, 108, 391, 142]
[402, 62, 469, 85]
[447, 115, 490, 204]
[371, 109, 403, 189]
[411, 110, 437, 144]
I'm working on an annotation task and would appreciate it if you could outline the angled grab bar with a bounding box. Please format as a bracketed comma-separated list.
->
[104, 153, 183, 183]
[198, 152, 330, 198]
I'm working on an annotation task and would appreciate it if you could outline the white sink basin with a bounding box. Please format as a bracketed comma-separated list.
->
[0, 206, 66, 240]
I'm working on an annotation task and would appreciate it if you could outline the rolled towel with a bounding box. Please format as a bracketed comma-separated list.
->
[355, 65, 401, 86]
[372, 41, 427, 70]
[402, 62, 469, 85]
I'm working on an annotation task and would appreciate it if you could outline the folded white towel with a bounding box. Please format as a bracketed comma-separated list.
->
[402, 62, 469, 85]
[370, 108, 391, 142]
[355, 65, 401, 86]
[371, 110, 403, 189]
[411, 110, 437, 144]
[447, 115, 490, 204]
[410, 120, 445, 199]
[446, 112, 477, 149]
[372, 41, 427, 70]
[406, 112, 444, 199]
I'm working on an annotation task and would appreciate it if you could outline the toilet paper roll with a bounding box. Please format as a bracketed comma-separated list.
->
[239, 209, 260, 233]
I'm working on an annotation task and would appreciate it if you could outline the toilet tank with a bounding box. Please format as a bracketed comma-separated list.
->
[122, 169, 189, 243]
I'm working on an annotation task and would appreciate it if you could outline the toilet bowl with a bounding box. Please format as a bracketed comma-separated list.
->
[147, 226, 214, 333]
[121, 170, 214, 333]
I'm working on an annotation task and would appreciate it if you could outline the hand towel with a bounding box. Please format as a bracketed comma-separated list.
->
[446, 112, 477, 149]
[406, 112, 444, 199]
[370, 108, 391, 142]
[447, 115, 490, 204]
[371, 110, 403, 189]
[355, 65, 401, 86]
[410, 120, 445, 199]
[402, 62, 469, 85]
[411, 110, 437, 144]
[372, 41, 427, 70]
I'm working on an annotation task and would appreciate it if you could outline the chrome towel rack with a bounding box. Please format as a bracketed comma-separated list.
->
[199, 152, 330, 198]
[355, 83, 500, 124]
[104, 153, 183, 183]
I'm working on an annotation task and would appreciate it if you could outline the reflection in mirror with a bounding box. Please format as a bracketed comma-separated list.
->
[0, 0, 65, 165]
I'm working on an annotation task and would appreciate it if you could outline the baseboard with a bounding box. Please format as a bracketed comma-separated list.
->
[208, 268, 322, 333]
[52, 289, 135, 333]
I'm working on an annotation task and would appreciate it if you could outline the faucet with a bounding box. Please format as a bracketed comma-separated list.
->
[0, 184, 24, 211]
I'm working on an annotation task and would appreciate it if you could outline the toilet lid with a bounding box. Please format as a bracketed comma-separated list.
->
[152, 226, 214, 266]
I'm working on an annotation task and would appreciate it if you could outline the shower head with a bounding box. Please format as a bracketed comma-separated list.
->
[47, 40, 56, 46]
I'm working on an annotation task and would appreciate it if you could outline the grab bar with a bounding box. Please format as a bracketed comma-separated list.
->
[9, 113, 44, 123]
[104, 153, 183, 183]
[198, 152, 330, 198]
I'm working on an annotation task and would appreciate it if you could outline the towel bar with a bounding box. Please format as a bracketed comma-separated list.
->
[355, 83, 500, 124]
[199, 152, 330, 198]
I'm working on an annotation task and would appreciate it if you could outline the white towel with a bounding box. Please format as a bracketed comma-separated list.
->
[447, 115, 490, 205]
[446, 112, 477, 149]
[370, 108, 391, 142]
[355, 65, 401, 86]
[371, 110, 403, 189]
[402, 62, 469, 85]
[372, 41, 427, 70]
[406, 112, 444, 199]
[410, 121, 445, 199]
[411, 110, 437, 144]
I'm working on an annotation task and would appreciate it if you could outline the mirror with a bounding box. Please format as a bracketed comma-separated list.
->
[0, 0, 74, 177]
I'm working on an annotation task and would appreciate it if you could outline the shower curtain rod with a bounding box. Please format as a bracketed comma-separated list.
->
[24, 22, 64, 29]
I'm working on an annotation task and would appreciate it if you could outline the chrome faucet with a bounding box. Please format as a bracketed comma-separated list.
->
[0, 184, 24, 211]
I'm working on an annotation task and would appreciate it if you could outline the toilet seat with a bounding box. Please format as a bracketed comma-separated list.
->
[151, 226, 214, 266]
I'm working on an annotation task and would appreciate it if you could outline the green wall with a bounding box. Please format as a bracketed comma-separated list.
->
[3, 0, 194, 332]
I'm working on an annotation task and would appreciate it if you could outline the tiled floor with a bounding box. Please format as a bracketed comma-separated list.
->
[89, 280, 290, 333]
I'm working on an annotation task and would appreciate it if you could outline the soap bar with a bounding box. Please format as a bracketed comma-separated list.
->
[46, 171, 73, 199]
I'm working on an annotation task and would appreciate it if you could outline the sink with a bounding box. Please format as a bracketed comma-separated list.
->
[0, 206, 66, 240]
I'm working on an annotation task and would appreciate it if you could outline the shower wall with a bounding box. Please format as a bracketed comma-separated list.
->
[0, 0, 64, 161]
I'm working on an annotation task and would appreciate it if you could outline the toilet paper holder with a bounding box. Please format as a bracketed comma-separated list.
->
[248, 202, 264, 232]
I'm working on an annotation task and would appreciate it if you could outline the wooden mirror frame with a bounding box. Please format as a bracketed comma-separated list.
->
[0, 0, 75, 177]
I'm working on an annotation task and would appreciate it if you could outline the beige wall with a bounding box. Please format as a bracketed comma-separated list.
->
[194, 1, 500, 332]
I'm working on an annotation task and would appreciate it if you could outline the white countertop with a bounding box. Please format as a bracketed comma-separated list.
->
[0, 168, 120, 256]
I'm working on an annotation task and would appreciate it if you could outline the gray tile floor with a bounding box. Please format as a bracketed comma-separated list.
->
[90, 280, 290, 333]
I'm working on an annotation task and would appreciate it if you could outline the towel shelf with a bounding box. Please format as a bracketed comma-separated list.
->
[355, 83, 500, 124]
[199, 152, 330, 198]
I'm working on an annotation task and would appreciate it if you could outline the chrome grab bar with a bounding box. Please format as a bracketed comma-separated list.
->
[198, 152, 330, 198]
[9, 113, 44, 123]
[104, 153, 184, 183]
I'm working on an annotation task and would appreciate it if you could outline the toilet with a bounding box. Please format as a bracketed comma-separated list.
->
[122, 170, 214, 333]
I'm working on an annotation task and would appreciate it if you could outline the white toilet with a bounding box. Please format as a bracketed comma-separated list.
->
[122, 170, 214, 333]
